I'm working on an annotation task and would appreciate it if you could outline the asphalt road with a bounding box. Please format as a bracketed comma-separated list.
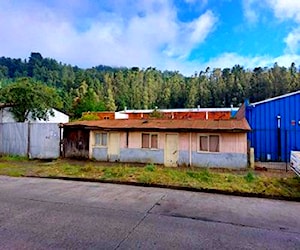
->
[0, 176, 299, 249]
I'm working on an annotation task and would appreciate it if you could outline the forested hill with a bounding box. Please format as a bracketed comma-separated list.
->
[0, 52, 299, 118]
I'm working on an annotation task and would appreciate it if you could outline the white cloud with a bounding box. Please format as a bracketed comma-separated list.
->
[242, 0, 260, 23]
[243, 0, 300, 23]
[184, 0, 208, 5]
[212, 52, 300, 69]
[0, 0, 217, 71]
[176, 52, 300, 75]
[198, 53, 273, 71]
[164, 10, 217, 58]
[265, 0, 300, 22]
[284, 28, 300, 53]
[189, 10, 216, 44]
[243, 0, 300, 63]
[1, 0, 298, 77]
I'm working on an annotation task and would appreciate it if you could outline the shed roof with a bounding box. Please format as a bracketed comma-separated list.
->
[64, 118, 250, 132]
[251, 90, 300, 106]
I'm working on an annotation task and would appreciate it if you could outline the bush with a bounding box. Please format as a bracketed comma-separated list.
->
[244, 172, 255, 182]
[145, 164, 156, 172]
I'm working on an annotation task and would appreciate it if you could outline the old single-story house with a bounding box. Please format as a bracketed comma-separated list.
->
[63, 118, 251, 168]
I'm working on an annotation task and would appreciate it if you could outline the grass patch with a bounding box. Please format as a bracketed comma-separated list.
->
[0, 159, 299, 199]
[187, 169, 212, 182]
[0, 155, 28, 161]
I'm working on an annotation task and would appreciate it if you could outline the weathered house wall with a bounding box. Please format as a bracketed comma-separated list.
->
[88, 130, 248, 168]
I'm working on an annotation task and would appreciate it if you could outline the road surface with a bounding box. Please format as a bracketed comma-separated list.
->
[0, 176, 299, 249]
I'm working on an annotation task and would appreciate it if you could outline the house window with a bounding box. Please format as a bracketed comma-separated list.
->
[142, 133, 158, 149]
[95, 132, 107, 146]
[199, 135, 220, 152]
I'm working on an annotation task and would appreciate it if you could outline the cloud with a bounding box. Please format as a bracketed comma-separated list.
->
[265, 0, 300, 22]
[243, 0, 300, 23]
[262, 1, 300, 60]
[0, 0, 217, 71]
[1, 0, 298, 77]
[284, 28, 300, 53]
[176, 52, 300, 75]
[184, 0, 208, 6]
[242, 0, 260, 23]
[210, 52, 300, 69]
[164, 10, 217, 58]
[242, 0, 300, 62]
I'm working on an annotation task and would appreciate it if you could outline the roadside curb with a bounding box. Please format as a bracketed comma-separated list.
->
[25, 175, 300, 202]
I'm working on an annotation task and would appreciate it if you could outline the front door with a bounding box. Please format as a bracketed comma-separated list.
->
[164, 134, 179, 167]
[108, 132, 120, 162]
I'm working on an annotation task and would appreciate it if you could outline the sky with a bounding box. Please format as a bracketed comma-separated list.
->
[1, 0, 300, 75]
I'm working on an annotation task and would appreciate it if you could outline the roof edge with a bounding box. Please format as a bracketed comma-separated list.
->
[250, 90, 300, 106]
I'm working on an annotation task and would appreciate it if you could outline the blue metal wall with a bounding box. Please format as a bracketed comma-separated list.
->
[246, 92, 300, 162]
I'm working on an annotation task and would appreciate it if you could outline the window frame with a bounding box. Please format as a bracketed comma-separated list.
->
[197, 134, 220, 153]
[141, 132, 159, 150]
[94, 132, 108, 147]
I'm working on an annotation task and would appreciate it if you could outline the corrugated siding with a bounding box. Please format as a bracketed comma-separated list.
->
[0, 123, 28, 156]
[246, 93, 300, 161]
[0, 123, 61, 159]
[30, 123, 60, 159]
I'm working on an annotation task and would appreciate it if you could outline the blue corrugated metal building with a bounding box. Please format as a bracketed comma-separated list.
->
[246, 91, 300, 162]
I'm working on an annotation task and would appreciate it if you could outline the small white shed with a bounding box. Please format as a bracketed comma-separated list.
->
[0, 106, 69, 123]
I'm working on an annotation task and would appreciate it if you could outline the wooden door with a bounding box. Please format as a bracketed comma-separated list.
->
[108, 132, 120, 162]
[164, 134, 179, 167]
[63, 128, 89, 159]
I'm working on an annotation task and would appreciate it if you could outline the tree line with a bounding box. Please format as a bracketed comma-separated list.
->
[0, 52, 300, 119]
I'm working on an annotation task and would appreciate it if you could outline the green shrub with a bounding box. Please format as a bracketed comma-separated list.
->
[244, 172, 255, 182]
[79, 113, 100, 121]
[145, 164, 155, 172]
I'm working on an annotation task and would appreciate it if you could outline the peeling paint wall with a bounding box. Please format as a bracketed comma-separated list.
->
[86, 130, 248, 168]
[120, 148, 164, 164]
[92, 147, 108, 161]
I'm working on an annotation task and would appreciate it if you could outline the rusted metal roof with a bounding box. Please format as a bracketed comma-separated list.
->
[64, 118, 251, 132]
